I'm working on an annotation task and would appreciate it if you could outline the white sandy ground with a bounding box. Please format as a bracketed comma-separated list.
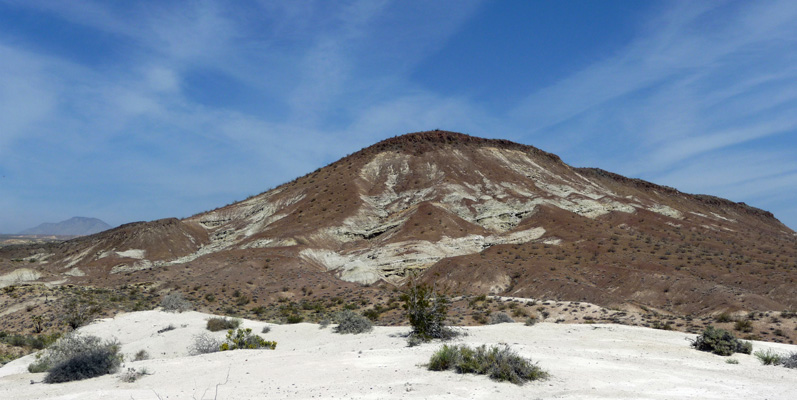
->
[1, 310, 795, 399]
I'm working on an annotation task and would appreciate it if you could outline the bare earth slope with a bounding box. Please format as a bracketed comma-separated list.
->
[1, 131, 795, 339]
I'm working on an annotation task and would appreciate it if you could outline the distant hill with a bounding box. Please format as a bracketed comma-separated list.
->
[19, 217, 112, 236]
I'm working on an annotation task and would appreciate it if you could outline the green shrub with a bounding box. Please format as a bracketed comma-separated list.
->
[754, 349, 782, 365]
[715, 312, 733, 323]
[734, 319, 753, 333]
[725, 358, 739, 364]
[133, 350, 149, 361]
[206, 317, 241, 332]
[651, 321, 674, 330]
[524, 316, 538, 326]
[286, 315, 304, 324]
[690, 326, 752, 356]
[401, 282, 456, 344]
[333, 311, 373, 334]
[160, 292, 192, 313]
[44, 346, 122, 383]
[427, 344, 548, 385]
[219, 328, 276, 351]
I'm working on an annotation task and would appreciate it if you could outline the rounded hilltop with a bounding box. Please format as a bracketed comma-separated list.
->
[345, 130, 562, 161]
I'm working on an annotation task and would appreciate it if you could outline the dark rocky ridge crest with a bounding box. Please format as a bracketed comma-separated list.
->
[577, 168, 784, 227]
[347, 130, 563, 162]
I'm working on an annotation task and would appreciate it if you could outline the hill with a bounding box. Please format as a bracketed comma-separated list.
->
[19, 217, 111, 236]
[0, 131, 795, 343]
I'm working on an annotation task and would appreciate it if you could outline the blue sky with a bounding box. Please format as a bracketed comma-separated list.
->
[1, 0, 796, 233]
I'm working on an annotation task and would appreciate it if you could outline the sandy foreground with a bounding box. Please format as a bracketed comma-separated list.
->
[1, 310, 795, 399]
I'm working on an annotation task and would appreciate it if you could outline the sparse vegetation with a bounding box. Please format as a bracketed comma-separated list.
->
[0, 331, 60, 351]
[781, 352, 797, 369]
[690, 326, 752, 356]
[734, 319, 753, 333]
[715, 312, 733, 323]
[62, 297, 101, 330]
[427, 344, 548, 385]
[133, 349, 149, 361]
[188, 333, 222, 356]
[489, 312, 515, 324]
[160, 292, 192, 313]
[219, 328, 276, 351]
[119, 367, 149, 383]
[725, 358, 739, 364]
[206, 317, 241, 332]
[524, 316, 538, 326]
[754, 349, 782, 365]
[333, 310, 373, 334]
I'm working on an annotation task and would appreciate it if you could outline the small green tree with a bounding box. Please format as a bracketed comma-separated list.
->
[401, 281, 456, 344]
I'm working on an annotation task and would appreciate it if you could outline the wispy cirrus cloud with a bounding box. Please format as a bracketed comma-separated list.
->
[507, 0, 797, 229]
[1, 0, 796, 232]
[0, 0, 485, 231]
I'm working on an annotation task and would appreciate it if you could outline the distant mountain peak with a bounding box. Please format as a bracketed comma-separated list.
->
[19, 217, 112, 236]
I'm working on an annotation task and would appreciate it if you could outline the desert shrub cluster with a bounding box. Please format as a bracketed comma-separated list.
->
[333, 310, 373, 334]
[428, 344, 548, 385]
[206, 317, 241, 332]
[690, 326, 752, 356]
[28, 332, 121, 383]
